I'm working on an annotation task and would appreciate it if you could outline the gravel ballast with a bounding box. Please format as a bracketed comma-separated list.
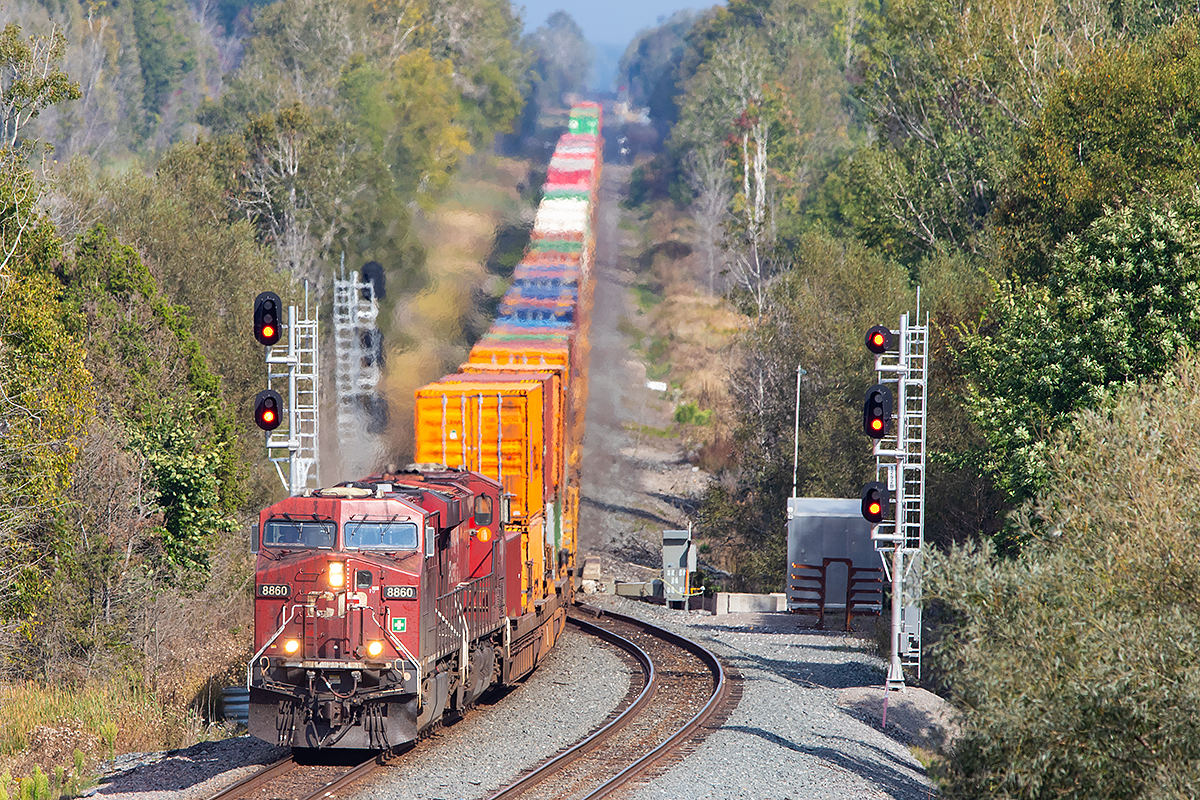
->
[88, 599, 947, 800]
[355, 627, 632, 799]
[585, 596, 940, 800]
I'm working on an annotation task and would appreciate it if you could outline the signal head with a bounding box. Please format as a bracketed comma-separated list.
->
[862, 383, 893, 439]
[253, 389, 283, 431]
[254, 291, 283, 346]
[861, 481, 890, 524]
[865, 325, 895, 354]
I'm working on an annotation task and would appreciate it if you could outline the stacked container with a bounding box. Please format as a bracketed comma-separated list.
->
[413, 103, 602, 616]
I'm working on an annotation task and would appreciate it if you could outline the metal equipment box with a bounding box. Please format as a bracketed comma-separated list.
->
[786, 498, 879, 612]
[662, 529, 695, 606]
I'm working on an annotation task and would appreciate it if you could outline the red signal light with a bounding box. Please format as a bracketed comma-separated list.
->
[863, 384, 893, 439]
[865, 325, 895, 354]
[254, 389, 283, 431]
[254, 291, 283, 346]
[861, 481, 890, 524]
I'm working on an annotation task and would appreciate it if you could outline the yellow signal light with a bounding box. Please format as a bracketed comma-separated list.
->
[476, 527, 492, 543]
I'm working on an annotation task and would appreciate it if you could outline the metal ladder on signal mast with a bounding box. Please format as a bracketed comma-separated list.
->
[265, 283, 320, 494]
[870, 294, 928, 687]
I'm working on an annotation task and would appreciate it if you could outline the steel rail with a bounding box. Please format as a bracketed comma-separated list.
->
[296, 753, 385, 800]
[205, 756, 297, 800]
[484, 614, 657, 800]
[576, 604, 730, 800]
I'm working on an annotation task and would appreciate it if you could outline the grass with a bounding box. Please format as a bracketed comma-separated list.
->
[632, 283, 661, 312]
[0, 678, 234, 795]
[624, 422, 674, 439]
[0, 681, 142, 757]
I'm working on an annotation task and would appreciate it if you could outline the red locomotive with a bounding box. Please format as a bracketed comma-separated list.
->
[246, 103, 601, 751]
[247, 468, 569, 749]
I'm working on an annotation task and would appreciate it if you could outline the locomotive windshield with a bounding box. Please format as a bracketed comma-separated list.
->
[344, 521, 419, 551]
[263, 519, 335, 549]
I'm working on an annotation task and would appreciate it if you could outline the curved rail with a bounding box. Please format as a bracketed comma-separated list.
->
[206, 756, 297, 800]
[205, 752, 384, 800]
[485, 614, 658, 800]
[578, 605, 731, 800]
[486, 603, 734, 800]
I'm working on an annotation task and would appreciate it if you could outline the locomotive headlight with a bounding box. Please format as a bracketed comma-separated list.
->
[328, 561, 345, 588]
[283, 639, 300, 655]
[367, 641, 384, 658]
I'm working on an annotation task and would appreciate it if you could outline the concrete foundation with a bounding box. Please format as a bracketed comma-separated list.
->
[713, 592, 787, 615]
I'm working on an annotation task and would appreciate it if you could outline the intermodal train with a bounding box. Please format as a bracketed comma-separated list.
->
[245, 103, 602, 751]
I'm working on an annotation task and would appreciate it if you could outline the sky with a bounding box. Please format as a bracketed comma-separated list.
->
[517, 0, 720, 63]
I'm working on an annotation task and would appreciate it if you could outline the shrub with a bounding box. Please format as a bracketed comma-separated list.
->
[928, 354, 1200, 799]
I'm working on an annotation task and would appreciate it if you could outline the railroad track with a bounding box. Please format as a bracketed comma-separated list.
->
[206, 750, 387, 800]
[486, 603, 739, 800]
[206, 604, 735, 800]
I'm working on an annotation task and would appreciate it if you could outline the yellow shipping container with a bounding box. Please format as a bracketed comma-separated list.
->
[414, 376, 547, 519]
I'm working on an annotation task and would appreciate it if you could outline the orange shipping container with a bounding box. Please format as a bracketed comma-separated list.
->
[413, 376, 548, 520]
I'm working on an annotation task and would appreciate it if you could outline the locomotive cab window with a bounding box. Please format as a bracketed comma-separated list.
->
[474, 495, 493, 526]
[345, 521, 419, 551]
[262, 519, 335, 549]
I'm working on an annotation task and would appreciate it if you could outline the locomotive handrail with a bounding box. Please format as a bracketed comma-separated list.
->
[246, 604, 299, 688]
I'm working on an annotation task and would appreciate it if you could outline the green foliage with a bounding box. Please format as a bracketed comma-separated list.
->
[524, 11, 593, 110]
[958, 190, 1200, 514]
[844, 0, 1126, 263]
[130, 0, 195, 122]
[0, 160, 94, 627]
[674, 400, 713, 426]
[997, 16, 1200, 280]
[617, 9, 702, 134]
[196, 0, 525, 283]
[127, 403, 237, 576]
[695, 230, 913, 590]
[57, 224, 241, 581]
[0, 22, 81, 148]
[928, 355, 1200, 799]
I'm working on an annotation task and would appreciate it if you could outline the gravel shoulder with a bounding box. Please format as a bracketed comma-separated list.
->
[585, 595, 946, 800]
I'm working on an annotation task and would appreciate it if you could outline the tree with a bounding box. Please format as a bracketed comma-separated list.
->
[928, 355, 1200, 799]
[958, 189, 1200, 518]
[0, 21, 81, 150]
[617, 9, 702, 136]
[684, 143, 732, 294]
[130, 0, 196, 122]
[848, 0, 1114, 263]
[0, 210, 93, 628]
[525, 11, 592, 109]
[0, 21, 80, 274]
[695, 231, 912, 588]
[996, 16, 1200, 281]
